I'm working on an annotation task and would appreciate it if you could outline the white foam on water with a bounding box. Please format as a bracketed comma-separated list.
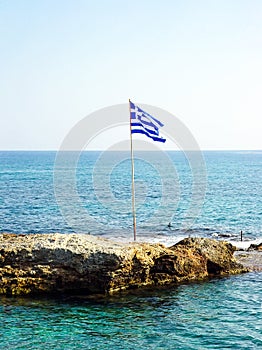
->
[137, 235, 186, 247]
[110, 233, 262, 252]
[229, 238, 262, 250]
[108, 233, 188, 246]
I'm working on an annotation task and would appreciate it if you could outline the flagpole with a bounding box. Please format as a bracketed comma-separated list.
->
[129, 99, 137, 241]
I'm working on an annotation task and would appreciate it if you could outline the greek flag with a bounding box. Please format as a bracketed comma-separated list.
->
[129, 100, 166, 143]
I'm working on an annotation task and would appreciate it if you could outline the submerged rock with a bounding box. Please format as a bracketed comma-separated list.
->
[0, 233, 248, 296]
[235, 250, 262, 271]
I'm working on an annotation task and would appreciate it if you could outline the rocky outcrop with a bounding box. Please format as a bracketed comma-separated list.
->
[0, 233, 248, 296]
[248, 242, 262, 251]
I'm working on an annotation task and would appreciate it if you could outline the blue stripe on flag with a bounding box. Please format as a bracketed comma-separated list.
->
[131, 129, 166, 143]
[131, 122, 159, 136]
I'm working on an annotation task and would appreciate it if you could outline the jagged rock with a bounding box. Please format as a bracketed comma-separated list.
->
[172, 237, 245, 275]
[248, 242, 262, 251]
[0, 233, 248, 296]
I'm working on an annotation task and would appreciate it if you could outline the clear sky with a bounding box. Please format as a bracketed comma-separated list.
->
[1, 0, 261, 150]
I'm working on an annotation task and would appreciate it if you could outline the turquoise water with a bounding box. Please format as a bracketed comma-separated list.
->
[1, 273, 261, 349]
[1, 150, 262, 242]
[0, 150, 261, 349]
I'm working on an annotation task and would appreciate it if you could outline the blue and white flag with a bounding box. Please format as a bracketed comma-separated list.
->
[129, 100, 166, 143]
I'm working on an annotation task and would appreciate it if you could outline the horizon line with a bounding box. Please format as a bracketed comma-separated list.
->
[1, 149, 261, 152]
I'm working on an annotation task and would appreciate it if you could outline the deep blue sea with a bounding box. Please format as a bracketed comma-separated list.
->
[0, 150, 261, 349]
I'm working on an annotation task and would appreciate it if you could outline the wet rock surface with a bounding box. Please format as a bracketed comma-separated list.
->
[0, 233, 249, 296]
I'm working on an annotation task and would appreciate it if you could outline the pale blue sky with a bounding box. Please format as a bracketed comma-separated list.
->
[1, 0, 261, 150]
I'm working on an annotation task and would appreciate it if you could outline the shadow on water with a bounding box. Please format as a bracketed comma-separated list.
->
[0, 274, 239, 309]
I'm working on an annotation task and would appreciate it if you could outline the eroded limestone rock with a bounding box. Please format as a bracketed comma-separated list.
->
[0, 233, 248, 296]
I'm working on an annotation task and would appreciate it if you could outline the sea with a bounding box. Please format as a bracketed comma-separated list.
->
[0, 150, 261, 349]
